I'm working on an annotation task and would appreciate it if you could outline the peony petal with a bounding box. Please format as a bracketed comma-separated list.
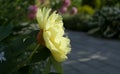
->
[36, 8, 71, 62]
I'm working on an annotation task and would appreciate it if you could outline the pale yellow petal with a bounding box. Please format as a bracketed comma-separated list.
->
[36, 8, 71, 62]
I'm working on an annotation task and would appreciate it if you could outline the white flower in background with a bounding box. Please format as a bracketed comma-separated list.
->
[0, 51, 6, 63]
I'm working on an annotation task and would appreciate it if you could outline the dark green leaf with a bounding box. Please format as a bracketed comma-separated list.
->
[18, 65, 30, 74]
[31, 46, 50, 63]
[49, 72, 61, 74]
[0, 30, 39, 74]
[0, 25, 13, 41]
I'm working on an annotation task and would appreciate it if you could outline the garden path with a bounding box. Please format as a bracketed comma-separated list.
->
[63, 30, 120, 74]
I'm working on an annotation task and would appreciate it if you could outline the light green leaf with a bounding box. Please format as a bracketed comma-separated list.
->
[50, 56, 63, 74]
[42, 58, 51, 74]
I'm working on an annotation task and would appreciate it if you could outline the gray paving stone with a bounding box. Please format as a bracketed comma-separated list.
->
[100, 66, 120, 74]
[70, 62, 107, 74]
[64, 30, 120, 74]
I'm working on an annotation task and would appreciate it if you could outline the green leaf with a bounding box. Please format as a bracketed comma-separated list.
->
[31, 65, 42, 74]
[31, 46, 50, 63]
[0, 30, 38, 74]
[103, 27, 117, 38]
[18, 65, 42, 74]
[42, 58, 51, 74]
[0, 25, 13, 41]
[18, 65, 30, 74]
[48, 72, 61, 74]
[50, 56, 63, 74]
[0, 36, 35, 74]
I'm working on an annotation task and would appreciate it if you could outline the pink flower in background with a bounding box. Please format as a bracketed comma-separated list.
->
[28, 13, 36, 20]
[28, 5, 38, 20]
[28, 5, 37, 13]
[58, 6, 68, 14]
[70, 7, 78, 15]
[63, 0, 71, 7]
[58, 0, 71, 14]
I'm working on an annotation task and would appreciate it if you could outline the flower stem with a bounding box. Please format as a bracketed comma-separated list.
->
[27, 44, 40, 62]
[10, 44, 40, 74]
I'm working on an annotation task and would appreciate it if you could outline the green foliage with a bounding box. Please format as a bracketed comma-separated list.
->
[63, 14, 97, 32]
[71, 0, 82, 8]
[88, 7, 120, 39]
[0, 25, 13, 41]
[42, 56, 63, 74]
[0, 1, 64, 74]
[50, 56, 63, 74]
[50, 0, 62, 10]
[102, 0, 120, 6]
[1, 0, 120, 74]
[42, 58, 51, 74]
[63, 0, 120, 39]
[82, 0, 102, 8]
[1, 0, 31, 25]
[79, 5, 95, 15]
[0, 29, 62, 74]
[0, 30, 37, 74]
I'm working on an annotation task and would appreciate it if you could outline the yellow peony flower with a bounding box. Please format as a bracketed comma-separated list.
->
[36, 8, 71, 62]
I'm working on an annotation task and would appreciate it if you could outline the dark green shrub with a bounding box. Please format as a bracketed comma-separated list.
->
[88, 6, 120, 39]
[63, 14, 97, 32]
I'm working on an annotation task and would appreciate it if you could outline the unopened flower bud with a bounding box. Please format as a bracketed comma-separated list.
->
[58, 6, 68, 14]
[28, 13, 36, 20]
[28, 5, 38, 20]
[63, 0, 71, 7]
[70, 7, 78, 15]
[28, 5, 38, 13]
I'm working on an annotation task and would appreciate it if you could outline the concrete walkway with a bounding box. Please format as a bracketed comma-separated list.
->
[63, 30, 120, 74]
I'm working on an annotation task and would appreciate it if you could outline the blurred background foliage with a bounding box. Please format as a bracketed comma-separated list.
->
[1, 0, 120, 37]
[56, 0, 120, 39]
[0, 0, 48, 74]
[0, 0, 120, 74]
